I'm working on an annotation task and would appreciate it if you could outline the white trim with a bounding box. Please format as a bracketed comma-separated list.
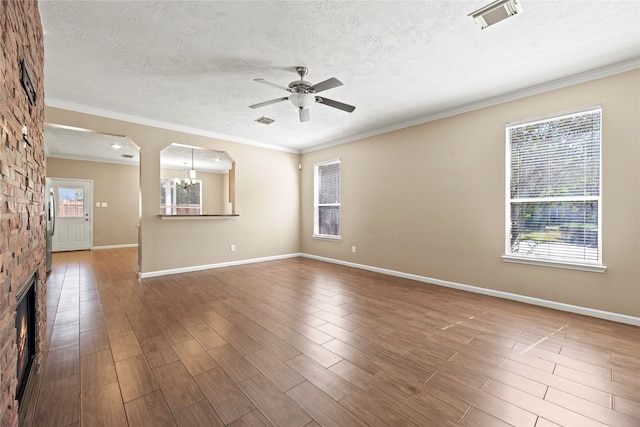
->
[302, 59, 640, 154]
[313, 158, 341, 168]
[312, 235, 342, 241]
[92, 244, 138, 250]
[506, 104, 602, 128]
[300, 253, 638, 327]
[49, 177, 94, 251]
[139, 253, 302, 279]
[44, 98, 299, 154]
[314, 159, 341, 238]
[501, 255, 606, 273]
[505, 106, 603, 265]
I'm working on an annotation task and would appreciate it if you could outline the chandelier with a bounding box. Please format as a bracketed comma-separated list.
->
[176, 148, 197, 189]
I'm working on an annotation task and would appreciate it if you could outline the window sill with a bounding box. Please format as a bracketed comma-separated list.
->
[502, 255, 606, 273]
[313, 234, 341, 241]
[159, 214, 239, 220]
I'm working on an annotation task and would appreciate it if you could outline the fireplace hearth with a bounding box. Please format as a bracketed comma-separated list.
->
[16, 272, 37, 404]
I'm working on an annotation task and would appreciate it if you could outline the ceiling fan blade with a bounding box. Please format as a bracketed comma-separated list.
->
[310, 77, 343, 93]
[249, 97, 288, 109]
[254, 78, 291, 92]
[315, 96, 355, 113]
[299, 108, 310, 122]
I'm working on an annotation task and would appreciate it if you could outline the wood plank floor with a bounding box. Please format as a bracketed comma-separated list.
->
[22, 248, 640, 426]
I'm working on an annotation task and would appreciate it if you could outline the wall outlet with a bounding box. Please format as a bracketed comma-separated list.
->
[352, 246, 356, 253]
[230, 244, 236, 252]
[96, 202, 100, 207]
[101, 202, 108, 207]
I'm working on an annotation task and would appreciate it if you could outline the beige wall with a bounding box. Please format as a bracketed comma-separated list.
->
[301, 70, 640, 318]
[44, 69, 639, 319]
[46, 158, 139, 247]
[44, 107, 301, 274]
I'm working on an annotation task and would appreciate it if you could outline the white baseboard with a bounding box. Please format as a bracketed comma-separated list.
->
[136, 251, 639, 326]
[301, 253, 640, 327]
[139, 253, 302, 279]
[92, 244, 138, 250]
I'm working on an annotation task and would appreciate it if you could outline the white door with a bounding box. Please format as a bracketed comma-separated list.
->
[50, 178, 93, 252]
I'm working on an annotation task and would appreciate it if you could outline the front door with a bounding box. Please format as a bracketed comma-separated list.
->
[50, 178, 93, 252]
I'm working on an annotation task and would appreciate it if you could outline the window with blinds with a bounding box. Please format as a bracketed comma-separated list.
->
[314, 159, 341, 238]
[506, 107, 602, 267]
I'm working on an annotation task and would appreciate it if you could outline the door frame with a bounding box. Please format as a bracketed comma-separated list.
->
[47, 177, 94, 252]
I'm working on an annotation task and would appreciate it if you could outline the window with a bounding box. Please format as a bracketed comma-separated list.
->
[160, 178, 202, 215]
[58, 187, 84, 217]
[314, 159, 341, 238]
[505, 107, 603, 271]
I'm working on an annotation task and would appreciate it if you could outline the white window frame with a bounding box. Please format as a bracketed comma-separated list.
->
[502, 106, 606, 273]
[313, 159, 341, 240]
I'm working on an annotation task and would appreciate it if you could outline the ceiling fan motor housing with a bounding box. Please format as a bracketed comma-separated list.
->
[288, 81, 313, 93]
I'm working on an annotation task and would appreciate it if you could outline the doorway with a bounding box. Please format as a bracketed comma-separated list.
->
[48, 178, 93, 252]
[44, 123, 141, 272]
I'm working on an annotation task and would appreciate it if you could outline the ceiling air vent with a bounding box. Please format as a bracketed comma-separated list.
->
[255, 116, 275, 125]
[469, 0, 522, 29]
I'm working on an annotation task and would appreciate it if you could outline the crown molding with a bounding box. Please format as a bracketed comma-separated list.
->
[44, 98, 301, 154]
[45, 58, 639, 156]
[302, 58, 640, 153]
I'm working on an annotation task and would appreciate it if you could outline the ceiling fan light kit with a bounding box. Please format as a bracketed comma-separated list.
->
[289, 93, 315, 109]
[469, 0, 522, 29]
[249, 66, 356, 122]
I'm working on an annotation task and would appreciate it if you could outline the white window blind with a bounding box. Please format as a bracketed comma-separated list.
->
[314, 160, 341, 238]
[506, 107, 602, 266]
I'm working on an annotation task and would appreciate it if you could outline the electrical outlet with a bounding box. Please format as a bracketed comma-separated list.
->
[96, 202, 100, 207]
[352, 246, 356, 253]
[230, 244, 236, 252]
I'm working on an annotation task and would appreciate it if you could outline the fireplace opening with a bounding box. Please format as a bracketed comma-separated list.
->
[16, 272, 37, 404]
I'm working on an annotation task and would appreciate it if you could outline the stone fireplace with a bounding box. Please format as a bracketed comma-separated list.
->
[1, 2, 46, 427]
[15, 272, 38, 405]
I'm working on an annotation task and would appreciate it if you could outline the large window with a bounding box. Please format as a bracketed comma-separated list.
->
[160, 178, 202, 215]
[314, 159, 341, 238]
[505, 107, 603, 270]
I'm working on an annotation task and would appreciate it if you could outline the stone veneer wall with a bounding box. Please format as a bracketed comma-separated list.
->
[0, 1, 46, 426]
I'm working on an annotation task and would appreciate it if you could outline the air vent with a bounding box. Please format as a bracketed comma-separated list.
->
[469, 0, 522, 29]
[255, 116, 275, 125]
[121, 154, 134, 158]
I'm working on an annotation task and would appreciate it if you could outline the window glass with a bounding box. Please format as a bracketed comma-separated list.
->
[314, 160, 340, 238]
[507, 107, 601, 264]
[58, 187, 84, 217]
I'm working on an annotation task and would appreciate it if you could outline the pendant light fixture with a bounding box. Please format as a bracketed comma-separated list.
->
[177, 148, 197, 189]
[189, 148, 196, 180]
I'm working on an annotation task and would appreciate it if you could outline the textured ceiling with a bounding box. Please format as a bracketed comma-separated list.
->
[45, 125, 232, 173]
[39, 1, 640, 155]
[44, 124, 140, 164]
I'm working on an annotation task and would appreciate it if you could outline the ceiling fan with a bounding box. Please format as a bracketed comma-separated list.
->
[249, 66, 355, 122]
